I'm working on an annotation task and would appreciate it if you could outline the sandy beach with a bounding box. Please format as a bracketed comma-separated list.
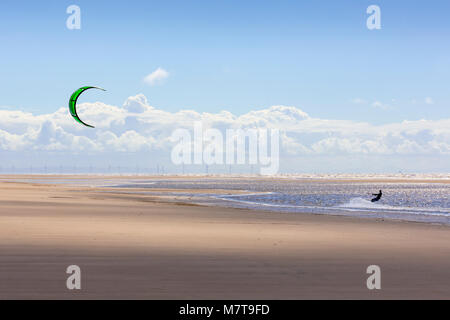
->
[0, 176, 449, 299]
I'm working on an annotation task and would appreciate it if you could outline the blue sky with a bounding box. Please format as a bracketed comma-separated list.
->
[1, 0, 449, 124]
[1, 1, 450, 173]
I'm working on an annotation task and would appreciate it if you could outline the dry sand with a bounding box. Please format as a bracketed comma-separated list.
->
[0, 177, 449, 299]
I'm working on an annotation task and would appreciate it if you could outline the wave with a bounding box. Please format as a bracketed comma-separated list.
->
[215, 194, 450, 219]
[338, 197, 396, 210]
[336, 197, 449, 216]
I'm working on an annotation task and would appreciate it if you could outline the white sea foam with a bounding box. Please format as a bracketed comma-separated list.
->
[336, 197, 449, 216]
[338, 197, 397, 210]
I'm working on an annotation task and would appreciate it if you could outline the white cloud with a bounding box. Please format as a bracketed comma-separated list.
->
[353, 98, 392, 110]
[425, 97, 434, 105]
[372, 101, 389, 109]
[0, 94, 449, 171]
[123, 93, 152, 113]
[143, 68, 169, 86]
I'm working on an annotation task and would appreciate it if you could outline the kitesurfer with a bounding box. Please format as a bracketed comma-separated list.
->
[371, 190, 382, 202]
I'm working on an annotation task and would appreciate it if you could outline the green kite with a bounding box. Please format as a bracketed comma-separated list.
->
[68, 86, 106, 128]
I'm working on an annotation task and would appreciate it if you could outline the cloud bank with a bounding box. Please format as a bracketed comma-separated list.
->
[0, 94, 449, 173]
[143, 68, 169, 86]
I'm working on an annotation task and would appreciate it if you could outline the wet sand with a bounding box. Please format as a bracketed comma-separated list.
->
[0, 177, 449, 299]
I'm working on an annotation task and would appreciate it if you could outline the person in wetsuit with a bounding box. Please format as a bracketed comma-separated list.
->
[371, 190, 382, 202]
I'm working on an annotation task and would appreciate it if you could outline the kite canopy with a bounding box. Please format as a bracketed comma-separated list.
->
[68, 86, 106, 128]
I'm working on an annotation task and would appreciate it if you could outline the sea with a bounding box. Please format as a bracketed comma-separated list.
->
[112, 175, 450, 225]
[5, 174, 450, 225]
